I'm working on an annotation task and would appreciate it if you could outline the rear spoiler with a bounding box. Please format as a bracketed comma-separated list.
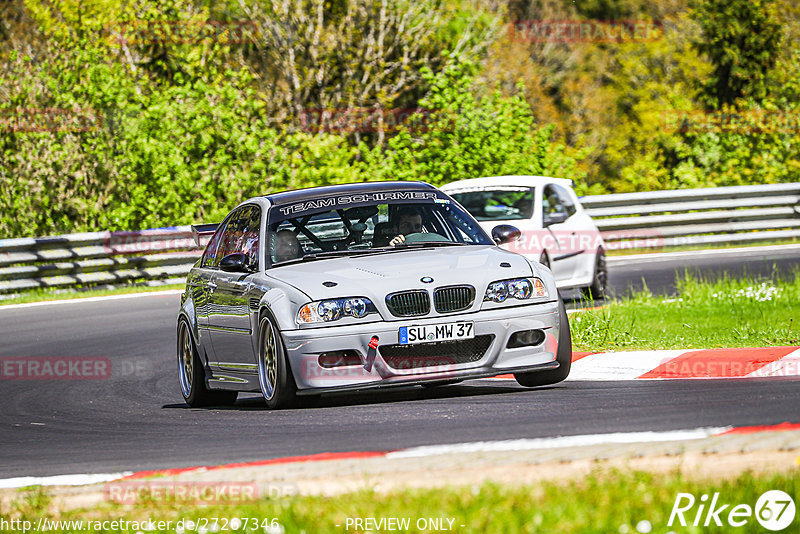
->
[191, 223, 219, 247]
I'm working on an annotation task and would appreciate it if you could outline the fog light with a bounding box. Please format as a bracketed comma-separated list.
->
[506, 329, 545, 348]
[318, 350, 362, 368]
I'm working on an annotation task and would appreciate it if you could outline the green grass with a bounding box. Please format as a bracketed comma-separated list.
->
[2, 469, 798, 533]
[572, 271, 800, 351]
[0, 283, 185, 306]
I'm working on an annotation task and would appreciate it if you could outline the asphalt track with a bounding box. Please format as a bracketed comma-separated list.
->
[1, 247, 799, 478]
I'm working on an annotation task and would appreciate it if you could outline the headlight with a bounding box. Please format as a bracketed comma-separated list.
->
[297, 297, 377, 324]
[484, 277, 546, 303]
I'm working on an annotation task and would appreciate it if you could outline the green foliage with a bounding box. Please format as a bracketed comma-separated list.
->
[5, 0, 800, 238]
[0, 37, 360, 235]
[364, 59, 590, 192]
[690, 0, 783, 108]
[0, 1, 586, 238]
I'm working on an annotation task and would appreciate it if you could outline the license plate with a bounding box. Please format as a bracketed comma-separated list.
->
[398, 322, 474, 345]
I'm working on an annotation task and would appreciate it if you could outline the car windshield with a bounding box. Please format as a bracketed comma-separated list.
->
[449, 188, 534, 221]
[266, 191, 492, 265]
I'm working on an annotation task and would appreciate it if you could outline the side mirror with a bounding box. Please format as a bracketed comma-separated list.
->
[543, 212, 568, 228]
[220, 253, 255, 273]
[491, 224, 521, 245]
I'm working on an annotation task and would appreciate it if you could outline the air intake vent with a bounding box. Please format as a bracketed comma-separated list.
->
[379, 335, 494, 370]
[249, 298, 260, 311]
[386, 290, 430, 317]
[433, 285, 475, 313]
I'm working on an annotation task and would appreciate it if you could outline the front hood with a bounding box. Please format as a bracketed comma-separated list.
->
[267, 245, 539, 302]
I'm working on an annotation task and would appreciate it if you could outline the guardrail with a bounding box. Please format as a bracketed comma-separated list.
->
[1, 183, 798, 294]
[0, 228, 202, 294]
[580, 182, 800, 250]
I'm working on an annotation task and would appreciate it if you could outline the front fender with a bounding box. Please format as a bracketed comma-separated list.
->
[255, 287, 302, 332]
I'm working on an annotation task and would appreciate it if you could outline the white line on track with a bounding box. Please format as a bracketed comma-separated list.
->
[0, 290, 183, 311]
[568, 350, 687, 381]
[607, 243, 800, 266]
[0, 428, 733, 488]
[384, 427, 732, 459]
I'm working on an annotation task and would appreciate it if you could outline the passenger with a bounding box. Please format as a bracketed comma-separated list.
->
[274, 230, 302, 263]
[372, 221, 396, 247]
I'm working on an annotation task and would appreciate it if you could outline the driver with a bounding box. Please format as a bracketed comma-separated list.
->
[273, 229, 302, 263]
[389, 208, 423, 246]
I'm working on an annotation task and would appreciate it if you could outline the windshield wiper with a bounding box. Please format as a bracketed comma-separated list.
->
[271, 250, 361, 266]
[391, 242, 469, 249]
[300, 250, 365, 261]
[272, 243, 470, 266]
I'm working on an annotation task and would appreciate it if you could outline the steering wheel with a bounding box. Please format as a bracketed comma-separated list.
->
[402, 232, 450, 244]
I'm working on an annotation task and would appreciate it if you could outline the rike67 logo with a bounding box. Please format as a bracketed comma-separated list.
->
[669, 490, 796, 531]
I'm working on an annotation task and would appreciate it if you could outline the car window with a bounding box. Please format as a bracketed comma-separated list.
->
[449, 188, 534, 221]
[216, 205, 261, 269]
[266, 195, 492, 266]
[237, 206, 261, 269]
[201, 219, 229, 268]
[542, 184, 576, 221]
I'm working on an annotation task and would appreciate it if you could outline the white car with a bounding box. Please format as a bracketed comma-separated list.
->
[441, 176, 607, 299]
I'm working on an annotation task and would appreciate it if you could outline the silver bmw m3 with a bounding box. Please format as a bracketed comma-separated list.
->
[177, 181, 572, 409]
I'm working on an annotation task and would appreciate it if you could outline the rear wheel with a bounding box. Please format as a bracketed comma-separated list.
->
[177, 319, 238, 407]
[581, 247, 607, 301]
[257, 314, 297, 410]
[514, 299, 572, 387]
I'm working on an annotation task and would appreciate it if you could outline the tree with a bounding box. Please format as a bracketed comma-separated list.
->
[690, 0, 783, 108]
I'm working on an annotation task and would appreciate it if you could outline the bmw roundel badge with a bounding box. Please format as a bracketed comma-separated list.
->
[421, 276, 434, 283]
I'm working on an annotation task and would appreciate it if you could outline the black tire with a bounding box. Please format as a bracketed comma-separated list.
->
[581, 247, 607, 301]
[257, 313, 297, 410]
[514, 299, 572, 387]
[177, 319, 238, 407]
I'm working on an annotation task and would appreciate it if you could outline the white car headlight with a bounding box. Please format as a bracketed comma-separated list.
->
[484, 277, 546, 303]
[297, 297, 377, 324]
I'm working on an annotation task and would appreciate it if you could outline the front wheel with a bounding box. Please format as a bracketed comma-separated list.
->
[514, 299, 572, 387]
[177, 319, 237, 407]
[257, 314, 297, 410]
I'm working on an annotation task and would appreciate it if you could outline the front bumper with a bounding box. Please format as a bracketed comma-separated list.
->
[282, 300, 561, 392]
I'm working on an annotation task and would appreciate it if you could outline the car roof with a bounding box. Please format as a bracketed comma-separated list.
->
[263, 181, 436, 206]
[440, 175, 573, 191]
